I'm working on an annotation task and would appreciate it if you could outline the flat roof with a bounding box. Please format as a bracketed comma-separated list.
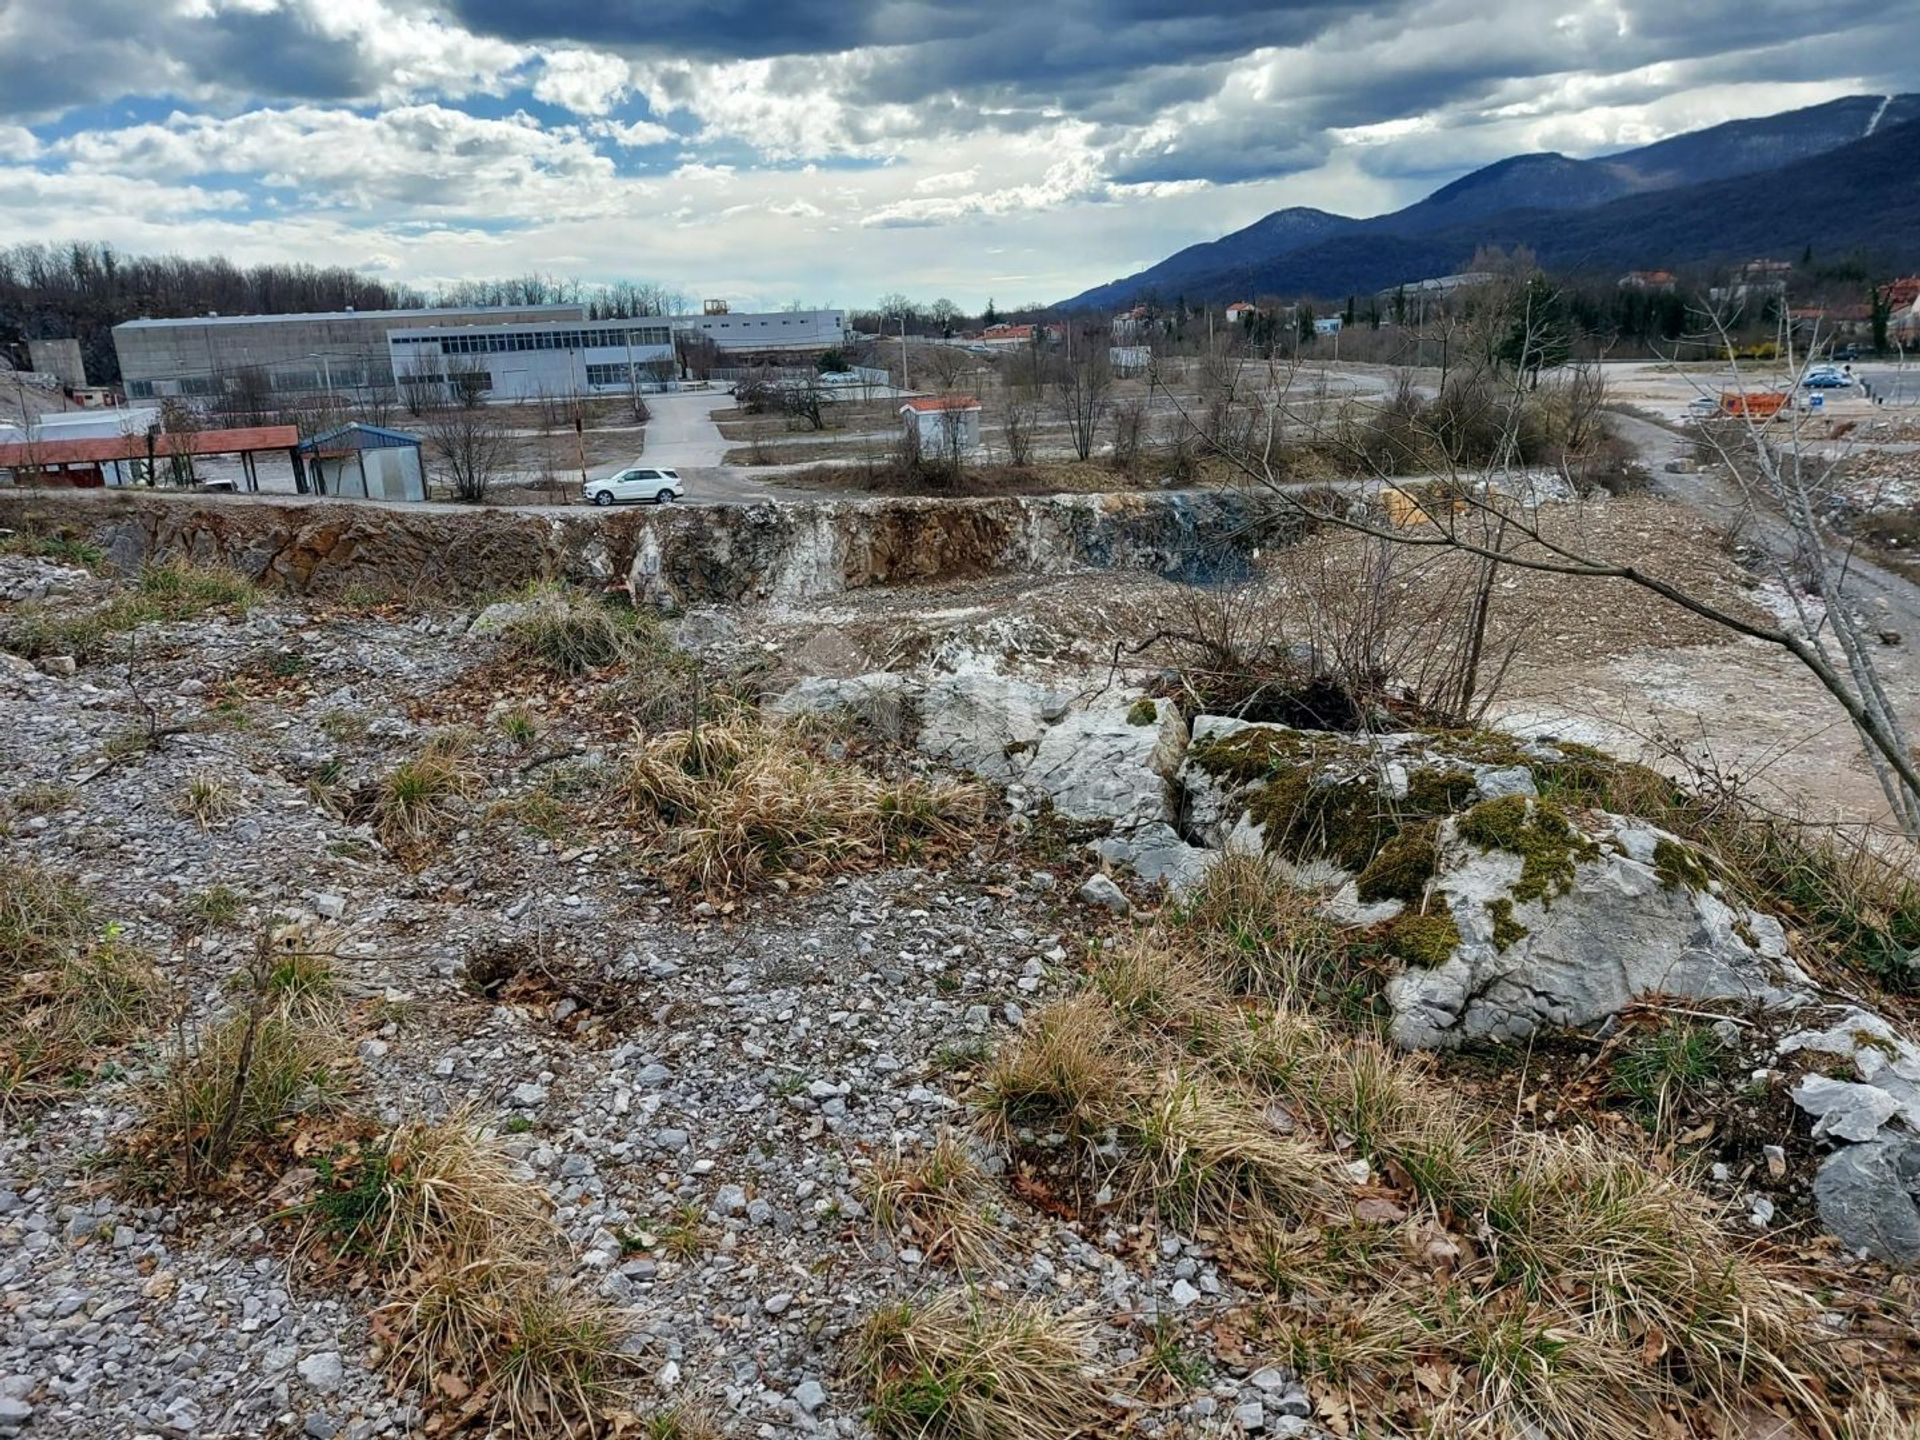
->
[115, 305, 582, 331]
[388, 315, 673, 337]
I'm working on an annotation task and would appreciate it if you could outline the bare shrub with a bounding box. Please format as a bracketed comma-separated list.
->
[424, 405, 514, 503]
[1109, 397, 1147, 472]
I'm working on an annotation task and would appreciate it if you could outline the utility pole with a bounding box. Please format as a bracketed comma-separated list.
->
[899, 314, 909, 392]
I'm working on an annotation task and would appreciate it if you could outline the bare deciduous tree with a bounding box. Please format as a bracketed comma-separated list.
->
[1055, 350, 1111, 462]
[424, 405, 513, 503]
[1001, 384, 1039, 468]
[447, 359, 490, 410]
[1110, 397, 1147, 473]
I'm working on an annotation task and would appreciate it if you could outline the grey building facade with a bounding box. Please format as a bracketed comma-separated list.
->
[670, 309, 846, 354]
[387, 316, 676, 402]
[113, 304, 586, 400]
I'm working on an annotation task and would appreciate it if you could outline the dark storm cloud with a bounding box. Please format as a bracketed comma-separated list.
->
[0, 1, 382, 120]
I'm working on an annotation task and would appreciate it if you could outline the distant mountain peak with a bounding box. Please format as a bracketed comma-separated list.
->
[1057, 94, 1920, 310]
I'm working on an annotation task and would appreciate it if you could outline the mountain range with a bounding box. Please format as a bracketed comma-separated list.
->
[1062, 94, 1920, 309]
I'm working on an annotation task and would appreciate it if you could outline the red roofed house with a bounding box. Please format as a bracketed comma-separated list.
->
[900, 394, 981, 454]
[1225, 301, 1258, 322]
[978, 323, 1035, 347]
[1618, 270, 1677, 291]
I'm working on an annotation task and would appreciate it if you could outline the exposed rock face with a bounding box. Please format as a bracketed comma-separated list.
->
[773, 671, 1216, 889]
[1382, 811, 1803, 1047]
[774, 679, 1920, 1262]
[1174, 720, 1807, 1048]
[1, 489, 1292, 605]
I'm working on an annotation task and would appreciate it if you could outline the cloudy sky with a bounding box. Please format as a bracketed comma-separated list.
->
[1, 0, 1913, 310]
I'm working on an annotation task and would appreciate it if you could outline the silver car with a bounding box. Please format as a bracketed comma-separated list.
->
[584, 466, 684, 506]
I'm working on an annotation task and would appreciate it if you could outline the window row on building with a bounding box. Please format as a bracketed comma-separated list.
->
[392, 326, 673, 355]
[583, 363, 658, 386]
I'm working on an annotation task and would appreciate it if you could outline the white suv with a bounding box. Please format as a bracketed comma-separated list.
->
[584, 466, 683, 506]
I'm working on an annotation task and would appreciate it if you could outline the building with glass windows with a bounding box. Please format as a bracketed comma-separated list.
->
[386, 317, 677, 401]
[113, 304, 586, 400]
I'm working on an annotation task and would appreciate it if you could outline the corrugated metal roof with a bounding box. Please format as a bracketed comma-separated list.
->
[0, 425, 299, 467]
[295, 423, 422, 453]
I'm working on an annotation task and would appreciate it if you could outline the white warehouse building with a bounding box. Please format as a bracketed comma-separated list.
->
[387, 317, 676, 402]
[672, 308, 846, 354]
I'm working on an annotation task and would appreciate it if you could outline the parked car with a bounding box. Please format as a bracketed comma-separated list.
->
[1684, 396, 1721, 417]
[584, 466, 683, 506]
[1801, 369, 1854, 389]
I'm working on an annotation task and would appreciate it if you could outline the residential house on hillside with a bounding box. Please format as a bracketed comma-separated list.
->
[1225, 301, 1259, 322]
[1111, 306, 1151, 342]
[1618, 270, 1677, 291]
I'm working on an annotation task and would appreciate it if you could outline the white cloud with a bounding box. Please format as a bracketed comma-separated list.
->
[593, 117, 676, 147]
[531, 47, 632, 115]
[54, 104, 629, 218]
[914, 167, 979, 194]
[0, 126, 39, 161]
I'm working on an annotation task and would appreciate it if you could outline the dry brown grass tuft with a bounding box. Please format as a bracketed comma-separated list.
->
[1127, 1070, 1327, 1229]
[1844, 1387, 1920, 1439]
[1176, 852, 1343, 1001]
[297, 1111, 551, 1275]
[373, 743, 480, 850]
[142, 1005, 341, 1186]
[966, 901, 1857, 1436]
[0, 866, 160, 1106]
[975, 993, 1136, 1146]
[1476, 1129, 1830, 1411]
[621, 713, 986, 895]
[867, 1129, 997, 1269]
[496, 585, 656, 676]
[1089, 939, 1224, 1040]
[176, 772, 243, 828]
[383, 1262, 632, 1437]
[852, 1289, 1110, 1440]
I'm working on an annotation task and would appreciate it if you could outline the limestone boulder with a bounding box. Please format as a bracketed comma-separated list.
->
[917, 673, 1065, 783]
[1017, 696, 1185, 829]
[1812, 1138, 1920, 1266]
[1385, 806, 1806, 1048]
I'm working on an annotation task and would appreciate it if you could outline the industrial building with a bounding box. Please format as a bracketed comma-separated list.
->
[387, 316, 675, 402]
[112, 304, 587, 400]
[111, 301, 850, 405]
[673, 305, 847, 354]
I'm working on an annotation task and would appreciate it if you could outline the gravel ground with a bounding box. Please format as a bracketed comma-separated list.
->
[0, 557, 1317, 1439]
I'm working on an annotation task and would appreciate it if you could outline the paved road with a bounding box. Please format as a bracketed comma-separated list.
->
[596, 388, 792, 507]
[1609, 408, 1920, 644]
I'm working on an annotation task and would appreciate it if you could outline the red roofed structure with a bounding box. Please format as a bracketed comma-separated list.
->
[0, 424, 301, 490]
